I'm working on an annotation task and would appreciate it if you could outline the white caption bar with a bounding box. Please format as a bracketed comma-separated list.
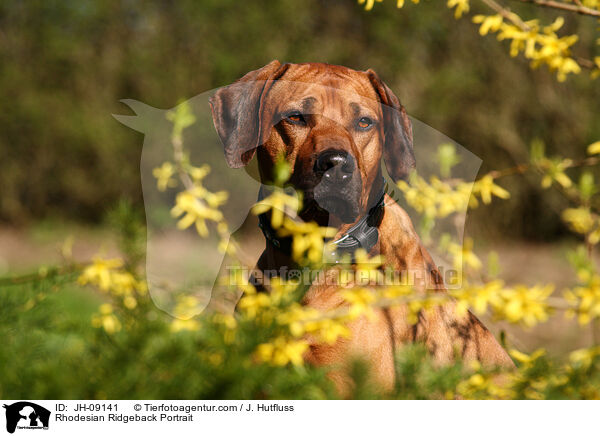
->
[0, 400, 595, 436]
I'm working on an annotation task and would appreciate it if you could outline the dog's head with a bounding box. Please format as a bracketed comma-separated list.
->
[210, 60, 414, 225]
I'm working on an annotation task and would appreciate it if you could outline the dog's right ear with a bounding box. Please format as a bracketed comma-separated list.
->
[209, 60, 289, 168]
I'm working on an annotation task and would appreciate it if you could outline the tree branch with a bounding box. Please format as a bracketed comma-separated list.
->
[480, 0, 531, 30]
[513, 0, 600, 18]
[479, 0, 598, 70]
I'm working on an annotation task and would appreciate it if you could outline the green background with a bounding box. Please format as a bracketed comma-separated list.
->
[1, 0, 599, 239]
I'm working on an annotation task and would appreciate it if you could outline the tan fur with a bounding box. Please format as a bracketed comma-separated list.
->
[210, 61, 514, 395]
[302, 198, 514, 394]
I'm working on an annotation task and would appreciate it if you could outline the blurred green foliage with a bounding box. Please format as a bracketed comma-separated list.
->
[0, 0, 598, 239]
[4, 267, 600, 399]
[0, 271, 453, 399]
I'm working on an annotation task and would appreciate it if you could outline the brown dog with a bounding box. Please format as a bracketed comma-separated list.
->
[210, 60, 514, 392]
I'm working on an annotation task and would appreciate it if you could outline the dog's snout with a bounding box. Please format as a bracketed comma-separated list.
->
[315, 150, 355, 184]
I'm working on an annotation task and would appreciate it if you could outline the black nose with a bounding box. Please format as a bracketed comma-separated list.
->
[314, 149, 355, 184]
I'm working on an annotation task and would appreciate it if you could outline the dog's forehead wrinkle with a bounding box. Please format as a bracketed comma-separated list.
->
[302, 96, 317, 112]
[349, 101, 377, 119]
[268, 80, 379, 119]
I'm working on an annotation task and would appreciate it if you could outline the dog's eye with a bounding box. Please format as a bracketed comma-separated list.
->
[285, 112, 306, 125]
[357, 117, 373, 130]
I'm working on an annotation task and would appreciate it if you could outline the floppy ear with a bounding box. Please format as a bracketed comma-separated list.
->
[366, 69, 415, 181]
[209, 60, 289, 168]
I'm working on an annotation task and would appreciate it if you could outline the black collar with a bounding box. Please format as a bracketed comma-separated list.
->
[257, 184, 386, 262]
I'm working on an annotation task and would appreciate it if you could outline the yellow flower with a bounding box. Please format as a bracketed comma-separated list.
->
[452, 281, 553, 326]
[447, 0, 469, 19]
[197, 188, 229, 209]
[341, 287, 376, 319]
[569, 346, 600, 369]
[397, 174, 472, 222]
[472, 175, 510, 205]
[270, 277, 301, 304]
[447, 238, 482, 272]
[451, 280, 505, 316]
[100, 316, 121, 334]
[171, 190, 223, 237]
[152, 162, 177, 191]
[277, 304, 316, 337]
[171, 294, 203, 331]
[277, 304, 350, 344]
[540, 158, 572, 189]
[79, 256, 145, 311]
[313, 319, 351, 344]
[351, 249, 385, 285]
[237, 293, 272, 319]
[457, 370, 511, 399]
[473, 14, 503, 36]
[562, 207, 595, 235]
[110, 271, 139, 296]
[123, 296, 137, 310]
[382, 284, 413, 299]
[509, 348, 546, 365]
[214, 314, 237, 345]
[396, 0, 420, 7]
[170, 318, 200, 332]
[496, 284, 553, 327]
[488, 15, 582, 81]
[358, 0, 383, 10]
[91, 304, 122, 334]
[278, 218, 337, 264]
[256, 337, 308, 366]
[587, 141, 600, 155]
[78, 257, 124, 291]
[251, 190, 301, 229]
[213, 313, 238, 330]
[564, 275, 600, 325]
[173, 295, 203, 320]
[188, 164, 211, 181]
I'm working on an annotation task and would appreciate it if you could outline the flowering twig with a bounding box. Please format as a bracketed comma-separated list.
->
[513, 0, 600, 18]
[478, 0, 596, 72]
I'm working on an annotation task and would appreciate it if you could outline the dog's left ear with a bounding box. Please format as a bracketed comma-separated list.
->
[366, 69, 415, 181]
[210, 60, 289, 168]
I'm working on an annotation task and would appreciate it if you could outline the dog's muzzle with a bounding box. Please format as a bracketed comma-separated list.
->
[313, 149, 361, 223]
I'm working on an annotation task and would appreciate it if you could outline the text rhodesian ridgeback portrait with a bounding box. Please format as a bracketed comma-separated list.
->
[209, 60, 514, 392]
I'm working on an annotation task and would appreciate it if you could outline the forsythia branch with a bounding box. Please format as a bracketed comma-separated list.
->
[513, 0, 600, 18]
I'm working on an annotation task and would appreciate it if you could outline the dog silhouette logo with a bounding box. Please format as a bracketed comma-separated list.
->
[3, 402, 50, 433]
